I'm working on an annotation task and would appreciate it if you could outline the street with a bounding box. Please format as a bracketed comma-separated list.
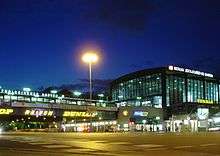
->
[0, 132, 220, 156]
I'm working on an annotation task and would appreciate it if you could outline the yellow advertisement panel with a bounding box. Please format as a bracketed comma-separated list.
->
[63, 111, 97, 117]
[0, 109, 14, 115]
[197, 99, 213, 104]
[25, 109, 53, 116]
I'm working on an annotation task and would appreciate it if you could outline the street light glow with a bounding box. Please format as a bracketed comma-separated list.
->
[82, 52, 98, 64]
[23, 88, 31, 92]
[81, 51, 99, 101]
[50, 90, 58, 94]
[73, 91, 82, 97]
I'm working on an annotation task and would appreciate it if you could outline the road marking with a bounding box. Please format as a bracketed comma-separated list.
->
[91, 141, 108, 143]
[63, 140, 88, 144]
[147, 147, 168, 151]
[94, 152, 122, 156]
[11, 139, 33, 143]
[11, 138, 42, 143]
[109, 142, 131, 145]
[174, 145, 193, 149]
[29, 142, 54, 145]
[134, 144, 165, 148]
[43, 145, 72, 148]
[200, 143, 217, 147]
[11, 139, 53, 146]
[65, 148, 97, 152]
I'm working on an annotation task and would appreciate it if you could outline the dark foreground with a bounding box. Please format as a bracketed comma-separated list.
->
[0, 132, 220, 156]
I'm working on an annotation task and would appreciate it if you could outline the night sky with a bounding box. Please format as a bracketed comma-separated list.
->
[0, 0, 219, 89]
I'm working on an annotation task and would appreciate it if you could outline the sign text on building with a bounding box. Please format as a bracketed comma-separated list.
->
[168, 66, 213, 78]
[63, 111, 97, 117]
[25, 109, 53, 116]
[0, 109, 13, 115]
[133, 111, 148, 117]
[197, 99, 214, 104]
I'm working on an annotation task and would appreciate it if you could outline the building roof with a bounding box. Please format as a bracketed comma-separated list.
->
[111, 66, 219, 86]
[111, 67, 166, 85]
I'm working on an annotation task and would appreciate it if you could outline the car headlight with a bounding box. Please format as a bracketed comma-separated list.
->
[0, 128, 3, 134]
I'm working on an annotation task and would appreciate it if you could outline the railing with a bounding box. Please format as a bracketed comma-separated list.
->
[0, 92, 117, 112]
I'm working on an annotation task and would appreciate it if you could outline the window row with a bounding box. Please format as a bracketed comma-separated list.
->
[112, 74, 162, 101]
[166, 76, 219, 106]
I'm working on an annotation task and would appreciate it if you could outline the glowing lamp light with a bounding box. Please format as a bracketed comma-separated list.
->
[23, 88, 31, 92]
[123, 110, 128, 116]
[142, 120, 147, 124]
[50, 90, 58, 94]
[82, 52, 98, 64]
[98, 94, 104, 97]
[137, 96, 142, 100]
[156, 116, 160, 120]
[73, 91, 82, 97]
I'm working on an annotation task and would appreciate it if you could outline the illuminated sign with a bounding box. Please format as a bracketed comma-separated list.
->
[133, 111, 148, 117]
[0, 89, 59, 98]
[122, 110, 128, 116]
[168, 66, 213, 78]
[197, 108, 209, 120]
[197, 99, 214, 104]
[25, 109, 53, 116]
[63, 111, 97, 117]
[0, 109, 13, 115]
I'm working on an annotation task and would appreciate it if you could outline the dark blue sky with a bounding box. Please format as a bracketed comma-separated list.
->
[0, 0, 219, 89]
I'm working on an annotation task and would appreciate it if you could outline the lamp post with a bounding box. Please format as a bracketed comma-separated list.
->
[82, 52, 98, 132]
[82, 52, 98, 102]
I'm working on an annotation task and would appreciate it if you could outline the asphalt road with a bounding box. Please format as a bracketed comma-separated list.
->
[0, 132, 220, 156]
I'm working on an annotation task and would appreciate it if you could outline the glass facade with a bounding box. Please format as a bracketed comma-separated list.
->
[187, 79, 204, 103]
[166, 75, 186, 106]
[112, 73, 162, 108]
[164, 76, 219, 106]
[205, 82, 219, 103]
[111, 68, 220, 108]
[166, 76, 219, 105]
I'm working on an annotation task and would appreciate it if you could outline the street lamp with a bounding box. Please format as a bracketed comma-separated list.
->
[82, 52, 98, 102]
